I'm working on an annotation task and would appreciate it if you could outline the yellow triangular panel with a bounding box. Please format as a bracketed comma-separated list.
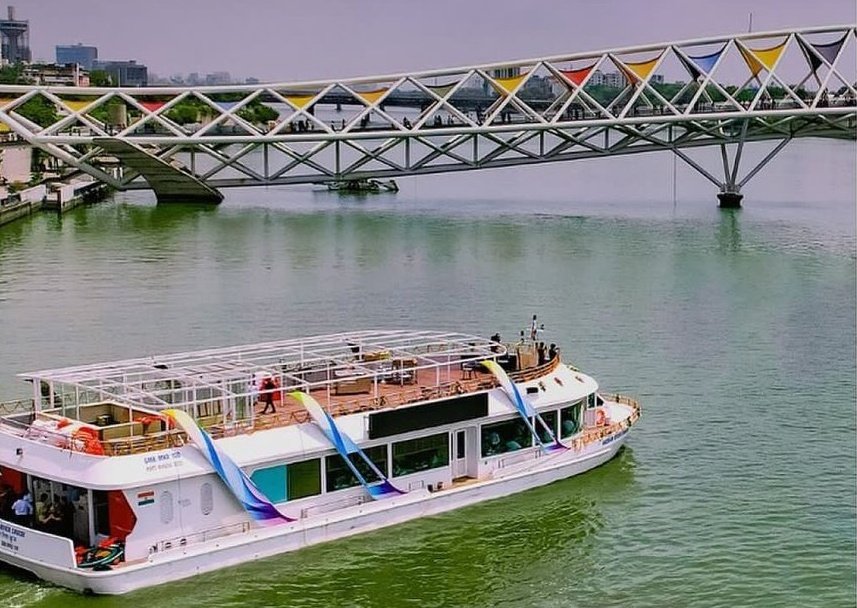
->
[625, 56, 660, 82]
[740, 41, 786, 76]
[0, 121, 10, 133]
[62, 99, 95, 113]
[492, 74, 527, 94]
[752, 44, 786, 71]
[739, 47, 763, 76]
[285, 95, 315, 109]
[358, 89, 388, 105]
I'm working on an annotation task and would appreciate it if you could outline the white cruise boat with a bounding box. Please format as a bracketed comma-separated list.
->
[0, 330, 640, 594]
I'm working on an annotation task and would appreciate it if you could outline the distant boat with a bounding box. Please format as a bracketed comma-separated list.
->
[325, 178, 399, 193]
[0, 328, 640, 594]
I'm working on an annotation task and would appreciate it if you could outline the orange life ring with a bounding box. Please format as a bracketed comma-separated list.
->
[72, 427, 105, 456]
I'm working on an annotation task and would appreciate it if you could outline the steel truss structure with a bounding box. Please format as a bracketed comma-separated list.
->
[22, 330, 500, 412]
[0, 25, 854, 202]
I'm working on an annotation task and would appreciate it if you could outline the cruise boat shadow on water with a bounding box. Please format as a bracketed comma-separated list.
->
[0, 329, 641, 594]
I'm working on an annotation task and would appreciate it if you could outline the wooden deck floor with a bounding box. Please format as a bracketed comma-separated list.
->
[252, 364, 492, 423]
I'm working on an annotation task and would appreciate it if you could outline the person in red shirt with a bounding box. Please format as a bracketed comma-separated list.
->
[260, 377, 276, 414]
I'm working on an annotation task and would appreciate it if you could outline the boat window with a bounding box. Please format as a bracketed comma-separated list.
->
[325, 446, 387, 492]
[369, 393, 488, 440]
[392, 433, 449, 477]
[287, 459, 321, 501]
[586, 393, 597, 409]
[537, 411, 558, 444]
[251, 465, 288, 503]
[159, 491, 174, 524]
[560, 401, 583, 438]
[200, 483, 213, 516]
[481, 419, 533, 457]
[249, 460, 321, 502]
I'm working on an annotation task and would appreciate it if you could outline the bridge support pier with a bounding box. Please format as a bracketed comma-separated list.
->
[717, 190, 744, 209]
[94, 138, 224, 204]
[670, 122, 793, 210]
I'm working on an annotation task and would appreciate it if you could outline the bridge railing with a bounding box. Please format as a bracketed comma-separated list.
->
[0, 24, 852, 195]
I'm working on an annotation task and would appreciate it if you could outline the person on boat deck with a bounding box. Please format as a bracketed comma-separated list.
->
[490, 333, 502, 353]
[11, 493, 32, 526]
[35, 493, 52, 530]
[46, 503, 64, 536]
[537, 342, 547, 366]
[530, 315, 539, 341]
[260, 376, 277, 414]
[59, 496, 76, 539]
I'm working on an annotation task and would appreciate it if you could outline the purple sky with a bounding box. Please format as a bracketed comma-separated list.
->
[21, 0, 856, 81]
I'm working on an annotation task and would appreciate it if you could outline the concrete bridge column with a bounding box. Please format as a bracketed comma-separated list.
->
[717, 188, 744, 209]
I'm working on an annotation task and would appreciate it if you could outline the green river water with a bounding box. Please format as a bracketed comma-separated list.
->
[0, 140, 854, 607]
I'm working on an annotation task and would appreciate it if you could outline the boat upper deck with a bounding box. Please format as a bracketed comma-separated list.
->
[0, 330, 563, 456]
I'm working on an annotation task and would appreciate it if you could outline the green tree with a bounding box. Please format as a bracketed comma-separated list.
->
[16, 96, 58, 128]
[90, 70, 113, 87]
[0, 65, 24, 84]
[165, 98, 212, 124]
[237, 99, 279, 124]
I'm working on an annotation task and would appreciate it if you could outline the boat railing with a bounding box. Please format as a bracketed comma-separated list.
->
[0, 398, 34, 415]
[0, 356, 564, 457]
[575, 393, 641, 449]
[150, 520, 252, 555]
[492, 446, 546, 470]
[300, 493, 368, 519]
[205, 375, 499, 439]
[509, 355, 560, 382]
[102, 429, 188, 456]
[206, 358, 556, 441]
[0, 412, 190, 457]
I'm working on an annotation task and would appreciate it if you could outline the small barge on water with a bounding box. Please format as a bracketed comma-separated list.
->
[0, 330, 640, 594]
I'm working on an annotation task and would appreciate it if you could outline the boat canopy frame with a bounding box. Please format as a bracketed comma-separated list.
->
[18, 330, 506, 416]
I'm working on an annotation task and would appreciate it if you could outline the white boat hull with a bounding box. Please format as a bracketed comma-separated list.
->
[1, 433, 628, 594]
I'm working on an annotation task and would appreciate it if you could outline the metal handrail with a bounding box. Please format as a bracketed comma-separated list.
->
[0, 398, 34, 415]
[151, 521, 252, 554]
[574, 393, 641, 449]
[0, 357, 568, 457]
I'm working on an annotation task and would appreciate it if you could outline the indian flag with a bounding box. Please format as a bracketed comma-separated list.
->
[137, 490, 155, 506]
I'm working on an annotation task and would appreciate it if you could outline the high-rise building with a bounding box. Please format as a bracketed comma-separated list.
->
[56, 44, 98, 70]
[93, 60, 148, 87]
[0, 6, 31, 65]
[590, 70, 627, 88]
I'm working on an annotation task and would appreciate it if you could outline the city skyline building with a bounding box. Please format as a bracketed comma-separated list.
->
[55, 43, 97, 69]
[92, 59, 148, 87]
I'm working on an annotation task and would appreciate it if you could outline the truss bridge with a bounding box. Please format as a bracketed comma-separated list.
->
[0, 24, 854, 207]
